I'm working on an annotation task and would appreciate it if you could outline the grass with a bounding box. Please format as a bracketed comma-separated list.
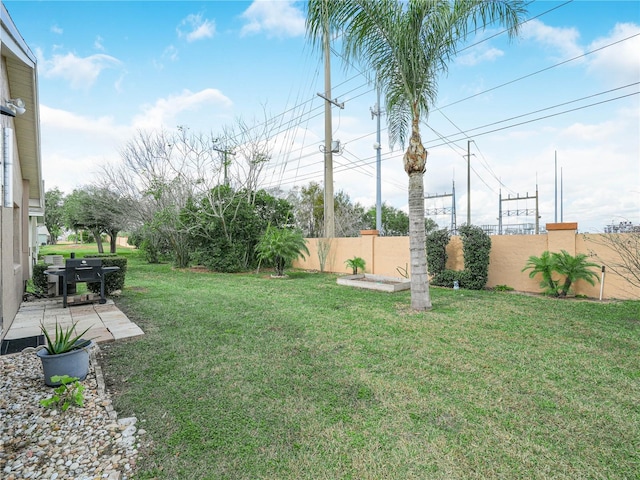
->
[41, 246, 640, 479]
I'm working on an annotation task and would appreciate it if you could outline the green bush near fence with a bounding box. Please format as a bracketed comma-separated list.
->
[32, 263, 50, 295]
[85, 255, 127, 295]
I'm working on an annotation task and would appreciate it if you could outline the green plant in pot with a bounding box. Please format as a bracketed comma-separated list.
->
[37, 321, 94, 387]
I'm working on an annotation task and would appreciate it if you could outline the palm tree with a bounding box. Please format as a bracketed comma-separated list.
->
[552, 250, 600, 297]
[522, 250, 559, 296]
[256, 225, 310, 277]
[345, 256, 366, 274]
[306, 0, 527, 310]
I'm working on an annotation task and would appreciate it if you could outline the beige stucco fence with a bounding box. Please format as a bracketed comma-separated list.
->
[293, 223, 639, 301]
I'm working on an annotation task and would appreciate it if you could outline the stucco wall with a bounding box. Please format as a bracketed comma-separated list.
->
[293, 223, 639, 300]
[0, 58, 27, 338]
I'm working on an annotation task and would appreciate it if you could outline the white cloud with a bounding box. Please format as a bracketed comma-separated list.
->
[456, 47, 504, 66]
[94, 35, 105, 51]
[39, 52, 122, 89]
[50, 24, 63, 35]
[240, 0, 305, 38]
[521, 18, 584, 60]
[132, 88, 233, 130]
[177, 13, 215, 42]
[39, 105, 131, 192]
[153, 45, 179, 71]
[163, 45, 179, 62]
[586, 22, 640, 84]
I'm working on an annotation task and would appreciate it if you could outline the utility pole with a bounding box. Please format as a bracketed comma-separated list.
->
[212, 145, 234, 187]
[316, 13, 341, 238]
[554, 150, 558, 223]
[467, 140, 471, 225]
[371, 85, 382, 233]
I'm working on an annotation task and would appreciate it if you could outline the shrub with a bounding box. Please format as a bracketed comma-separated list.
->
[426, 228, 450, 277]
[459, 225, 491, 290]
[345, 257, 366, 274]
[431, 225, 491, 290]
[256, 226, 310, 277]
[32, 263, 49, 295]
[85, 256, 127, 294]
[432, 269, 457, 288]
[523, 250, 599, 297]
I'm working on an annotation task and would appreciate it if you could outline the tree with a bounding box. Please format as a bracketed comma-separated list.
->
[363, 203, 409, 236]
[307, 0, 527, 310]
[256, 225, 310, 277]
[45, 188, 65, 244]
[183, 186, 293, 272]
[289, 182, 365, 237]
[63, 186, 128, 254]
[101, 118, 278, 267]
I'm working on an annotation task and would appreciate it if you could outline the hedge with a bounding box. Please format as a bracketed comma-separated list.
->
[85, 255, 127, 295]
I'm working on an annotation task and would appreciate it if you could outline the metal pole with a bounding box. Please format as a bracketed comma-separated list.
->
[467, 140, 471, 225]
[535, 183, 539, 234]
[375, 86, 382, 233]
[560, 166, 563, 222]
[554, 151, 557, 223]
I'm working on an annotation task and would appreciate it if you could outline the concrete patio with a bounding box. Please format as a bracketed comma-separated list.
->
[3, 298, 144, 351]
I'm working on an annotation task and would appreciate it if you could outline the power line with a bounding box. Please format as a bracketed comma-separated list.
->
[261, 87, 637, 191]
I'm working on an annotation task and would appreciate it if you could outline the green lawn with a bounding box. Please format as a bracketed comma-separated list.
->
[46, 247, 639, 479]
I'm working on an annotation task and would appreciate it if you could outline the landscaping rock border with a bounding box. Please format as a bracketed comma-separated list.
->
[0, 345, 142, 479]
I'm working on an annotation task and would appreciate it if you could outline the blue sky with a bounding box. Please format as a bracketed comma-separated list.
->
[4, 0, 639, 233]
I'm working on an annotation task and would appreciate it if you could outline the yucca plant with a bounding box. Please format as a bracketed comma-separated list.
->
[40, 320, 92, 355]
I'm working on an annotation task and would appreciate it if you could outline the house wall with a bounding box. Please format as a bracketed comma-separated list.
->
[0, 61, 27, 338]
[293, 223, 639, 300]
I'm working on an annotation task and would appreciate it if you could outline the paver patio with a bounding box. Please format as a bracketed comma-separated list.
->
[3, 298, 144, 346]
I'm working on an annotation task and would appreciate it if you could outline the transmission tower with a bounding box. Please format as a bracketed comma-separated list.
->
[498, 186, 539, 235]
[425, 181, 457, 233]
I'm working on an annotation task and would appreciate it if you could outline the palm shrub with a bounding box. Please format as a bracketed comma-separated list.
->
[345, 257, 366, 274]
[522, 251, 559, 295]
[256, 226, 310, 277]
[522, 250, 600, 297]
[552, 250, 600, 297]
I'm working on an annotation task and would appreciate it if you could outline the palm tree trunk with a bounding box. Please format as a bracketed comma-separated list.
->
[405, 116, 432, 311]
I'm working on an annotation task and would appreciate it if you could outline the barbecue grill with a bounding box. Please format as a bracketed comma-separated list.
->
[45, 258, 120, 308]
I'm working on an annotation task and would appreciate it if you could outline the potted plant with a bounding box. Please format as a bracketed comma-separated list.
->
[37, 321, 94, 387]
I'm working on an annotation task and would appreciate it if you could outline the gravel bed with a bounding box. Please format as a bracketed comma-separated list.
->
[0, 347, 142, 480]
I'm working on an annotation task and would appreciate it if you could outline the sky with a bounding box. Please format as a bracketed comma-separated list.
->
[3, 0, 639, 233]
